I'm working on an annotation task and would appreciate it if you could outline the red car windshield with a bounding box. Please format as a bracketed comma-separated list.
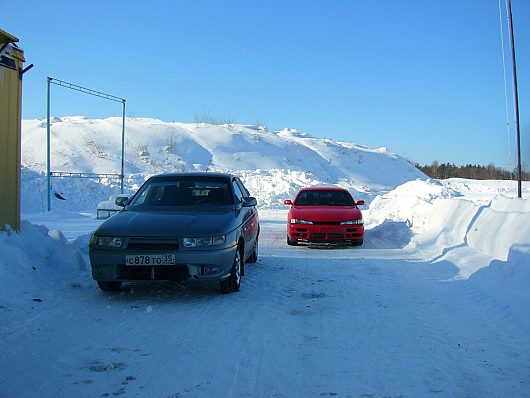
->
[294, 190, 354, 206]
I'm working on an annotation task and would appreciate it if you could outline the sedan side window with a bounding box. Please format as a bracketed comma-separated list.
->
[235, 178, 250, 197]
[232, 180, 244, 204]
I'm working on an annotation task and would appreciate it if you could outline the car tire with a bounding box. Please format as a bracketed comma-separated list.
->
[351, 238, 364, 246]
[287, 236, 298, 246]
[220, 248, 241, 294]
[97, 281, 122, 291]
[246, 238, 258, 263]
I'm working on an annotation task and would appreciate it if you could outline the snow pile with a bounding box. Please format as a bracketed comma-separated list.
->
[21, 117, 425, 213]
[362, 179, 459, 249]
[364, 179, 530, 328]
[0, 222, 87, 318]
[21, 168, 128, 214]
[424, 195, 530, 279]
[221, 169, 324, 209]
[365, 179, 530, 278]
[364, 178, 461, 231]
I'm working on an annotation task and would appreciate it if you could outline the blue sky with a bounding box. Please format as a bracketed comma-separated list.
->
[3, 0, 529, 169]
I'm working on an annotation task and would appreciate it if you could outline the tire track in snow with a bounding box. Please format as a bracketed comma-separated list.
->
[226, 254, 299, 397]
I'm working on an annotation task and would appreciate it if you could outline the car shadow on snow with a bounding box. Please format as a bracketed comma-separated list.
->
[302, 243, 356, 250]
[94, 280, 224, 303]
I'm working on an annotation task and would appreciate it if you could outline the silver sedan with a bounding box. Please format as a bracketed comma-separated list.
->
[89, 172, 259, 293]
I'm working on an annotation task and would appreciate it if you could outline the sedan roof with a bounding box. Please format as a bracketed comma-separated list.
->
[148, 172, 235, 179]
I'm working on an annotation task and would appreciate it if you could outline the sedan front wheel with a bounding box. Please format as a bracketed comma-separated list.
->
[220, 248, 241, 294]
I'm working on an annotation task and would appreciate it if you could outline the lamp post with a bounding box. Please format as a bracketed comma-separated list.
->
[506, 0, 522, 198]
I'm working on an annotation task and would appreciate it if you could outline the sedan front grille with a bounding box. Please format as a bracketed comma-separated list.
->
[126, 242, 180, 250]
[125, 238, 180, 251]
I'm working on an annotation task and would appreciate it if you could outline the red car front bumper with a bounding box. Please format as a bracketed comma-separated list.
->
[287, 222, 364, 243]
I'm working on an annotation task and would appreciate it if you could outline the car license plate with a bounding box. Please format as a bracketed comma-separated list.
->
[125, 254, 176, 266]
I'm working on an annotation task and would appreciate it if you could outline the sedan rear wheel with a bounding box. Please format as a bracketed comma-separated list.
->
[97, 281, 122, 291]
[220, 248, 241, 294]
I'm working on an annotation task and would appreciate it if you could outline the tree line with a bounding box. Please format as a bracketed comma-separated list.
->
[416, 161, 530, 181]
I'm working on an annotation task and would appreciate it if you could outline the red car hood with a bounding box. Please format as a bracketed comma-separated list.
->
[290, 206, 362, 222]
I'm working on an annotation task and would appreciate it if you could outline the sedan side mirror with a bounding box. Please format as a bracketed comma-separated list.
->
[284, 199, 293, 206]
[242, 196, 257, 207]
[355, 200, 365, 206]
[115, 196, 130, 207]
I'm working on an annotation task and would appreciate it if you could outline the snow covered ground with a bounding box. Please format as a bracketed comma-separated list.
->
[1, 118, 529, 397]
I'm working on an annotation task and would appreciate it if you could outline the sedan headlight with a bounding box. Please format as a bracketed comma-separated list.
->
[183, 235, 226, 248]
[340, 218, 363, 225]
[90, 235, 125, 248]
[290, 218, 313, 225]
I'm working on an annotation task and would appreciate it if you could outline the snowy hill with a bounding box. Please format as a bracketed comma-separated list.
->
[21, 117, 425, 212]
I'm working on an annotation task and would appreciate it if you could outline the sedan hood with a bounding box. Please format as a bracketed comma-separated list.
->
[95, 207, 237, 237]
[291, 206, 362, 222]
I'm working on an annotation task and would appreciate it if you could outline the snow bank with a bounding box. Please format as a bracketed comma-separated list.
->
[360, 178, 530, 329]
[467, 196, 530, 261]
[0, 222, 88, 316]
[364, 178, 461, 232]
[363, 178, 530, 295]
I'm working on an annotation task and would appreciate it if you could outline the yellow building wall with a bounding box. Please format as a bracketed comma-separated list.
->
[0, 31, 25, 231]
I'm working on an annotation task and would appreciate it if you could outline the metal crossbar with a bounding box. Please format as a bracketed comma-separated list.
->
[50, 172, 122, 179]
[49, 78, 125, 103]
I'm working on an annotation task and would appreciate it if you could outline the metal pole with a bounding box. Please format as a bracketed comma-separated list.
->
[46, 77, 51, 211]
[121, 100, 126, 193]
[507, 0, 522, 198]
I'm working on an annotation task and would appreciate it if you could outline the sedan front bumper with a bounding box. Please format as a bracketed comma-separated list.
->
[90, 244, 237, 283]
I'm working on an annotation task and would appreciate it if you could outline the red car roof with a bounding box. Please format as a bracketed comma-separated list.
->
[297, 187, 349, 192]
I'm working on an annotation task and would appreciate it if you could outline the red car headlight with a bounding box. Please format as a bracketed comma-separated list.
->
[290, 218, 313, 225]
[340, 218, 363, 225]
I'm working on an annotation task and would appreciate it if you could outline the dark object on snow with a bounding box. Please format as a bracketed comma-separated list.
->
[54, 192, 66, 200]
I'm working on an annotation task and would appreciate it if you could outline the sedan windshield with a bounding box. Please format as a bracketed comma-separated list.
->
[130, 177, 233, 207]
[294, 190, 354, 206]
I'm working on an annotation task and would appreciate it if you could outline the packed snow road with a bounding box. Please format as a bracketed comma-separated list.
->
[1, 212, 529, 398]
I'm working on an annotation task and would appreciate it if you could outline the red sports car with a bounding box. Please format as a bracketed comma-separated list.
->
[284, 187, 365, 246]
